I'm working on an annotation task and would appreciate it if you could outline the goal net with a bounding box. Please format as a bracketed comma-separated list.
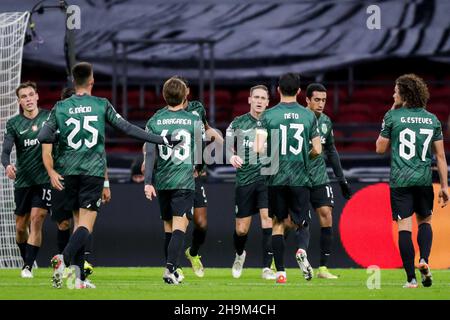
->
[0, 12, 30, 268]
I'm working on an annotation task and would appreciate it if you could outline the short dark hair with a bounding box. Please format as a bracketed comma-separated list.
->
[250, 85, 269, 97]
[61, 87, 75, 99]
[278, 73, 300, 96]
[16, 81, 37, 98]
[163, 77, 187, 107]
[395, 74, 429, 108]
[72, 62, 93, 87]
[306, 83, 327, 98]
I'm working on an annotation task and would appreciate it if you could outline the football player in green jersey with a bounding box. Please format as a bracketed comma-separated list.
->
[1, 81, 50, 278]
[226, 85, 275, 280]
[305, 83, 352, 279]
[173, 76, 224, 278]
[376, 74, 449, 288]
[176, 78, 208, 277]
[144, 77, 203, 284]
[38, 62, 174, 289]
[255, 73, 322, 284]
[41, 87, 109, 282]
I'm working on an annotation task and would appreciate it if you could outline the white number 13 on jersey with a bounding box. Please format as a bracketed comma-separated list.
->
[280, 123, 304, 155]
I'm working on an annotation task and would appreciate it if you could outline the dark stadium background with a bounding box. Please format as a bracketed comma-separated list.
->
[1, 0, 448, 269]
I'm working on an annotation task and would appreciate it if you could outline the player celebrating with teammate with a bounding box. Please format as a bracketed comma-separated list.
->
[42, 87, 110, 279]
[38, 62, 174, 289]
[255, 73, 322, 284]
[175, 77, 210, 278]
[305, 83, 352, 279]
[376, 74, 448, 288]
[1, 81, 50, 278]
[144, 76, 204, 285]
[226, 85, 275, 280]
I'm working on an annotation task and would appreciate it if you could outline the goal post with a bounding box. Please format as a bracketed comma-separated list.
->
[0, 12, 30, 268]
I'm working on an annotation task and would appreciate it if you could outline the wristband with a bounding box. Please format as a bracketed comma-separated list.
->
[104, 180, 110, 188]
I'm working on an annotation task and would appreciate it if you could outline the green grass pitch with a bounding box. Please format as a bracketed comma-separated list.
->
[0, 267, 449, 300]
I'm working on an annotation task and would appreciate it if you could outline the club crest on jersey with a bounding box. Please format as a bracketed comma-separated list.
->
[32, 125, 38, 132]
[321, 124, 328, 134]
[256, 121, 262, 127]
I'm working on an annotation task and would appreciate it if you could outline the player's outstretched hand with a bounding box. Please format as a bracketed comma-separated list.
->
[145, 184, 157, 200]
[49, 170, 64, 191]
[339, 180, 352, 200]
[438, 188, 449, 208]
[163, 136, 183, 149]
[5, 164, 16, 180]
[230, 155, 243, 169]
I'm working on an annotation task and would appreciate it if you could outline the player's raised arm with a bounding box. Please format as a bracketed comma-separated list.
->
[105, 102, 177, 147]
[376, 111, 392, 154]
[205, 122, 225, 146]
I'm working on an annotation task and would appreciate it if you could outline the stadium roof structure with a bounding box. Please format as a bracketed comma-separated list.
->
[3, 0, 450, 80]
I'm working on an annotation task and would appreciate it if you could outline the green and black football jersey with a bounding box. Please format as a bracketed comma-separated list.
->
[146, 108, 203, 190]
[4, 109, 50, 188]
[257, 102, 319, 187]
[185, 100, 207, 126]
[44, 94, 123, 177]
[226, 113, 266, 187]
[309, 112, 334, 186]
[380, 107, 443, 188]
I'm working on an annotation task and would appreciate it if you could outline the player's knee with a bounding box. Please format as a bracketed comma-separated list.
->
[15, 217, 27, 231]
[235, 226, 249, 236]
[31, 212, 46, 225]
[318, 209, 332, 225]
[417, 215, 432, 225]
[260, 217, 272, 229]
[16, 224, 27, 236]
[194, 217, 207, 230]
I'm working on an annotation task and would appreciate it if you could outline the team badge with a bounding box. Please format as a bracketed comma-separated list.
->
[321, 124, 328, 134]
[256, 121, 261, 127]
[32, 125, 38, 131]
